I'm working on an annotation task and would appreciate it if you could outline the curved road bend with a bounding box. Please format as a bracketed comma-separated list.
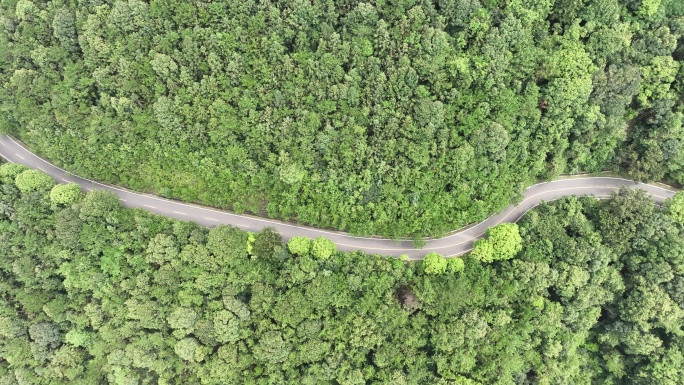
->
[0, 135, 677, 259]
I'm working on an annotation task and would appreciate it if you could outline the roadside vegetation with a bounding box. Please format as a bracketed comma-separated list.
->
[2, 1, 684, 238]
[2, 164, 683, 384]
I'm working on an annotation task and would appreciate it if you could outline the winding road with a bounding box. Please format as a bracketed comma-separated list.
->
[0, 135, 677, 259]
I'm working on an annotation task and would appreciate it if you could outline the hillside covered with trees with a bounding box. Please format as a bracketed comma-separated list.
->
[2, 1, 684, 237]
[2, 164, 684, 384]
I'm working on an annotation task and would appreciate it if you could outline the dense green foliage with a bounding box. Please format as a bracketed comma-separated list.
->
[287, 235, 311, 256]
[422, 252, 448, 275]
[48, 182, 82, 207]
[311, 236, 337, 260]
[0, 163, 28, 183]
[665, 191, 684, 225]
[471, 222, 522, 263]
[14, 169, 55, 193]
[2, 1, 684, 237]
[2, 165, 684, 383]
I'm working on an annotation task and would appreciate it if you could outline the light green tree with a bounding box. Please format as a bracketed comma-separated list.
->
[15, 170, 55, 193]
[15, 0, 39, 21]
[78, 190, 120, 223]
[665, 192, 684, 226]
[150, 52, 178, 78]
[637, 0, 661, 18]
[288, 236, 312, 256]
[470, 238, 494, 263]
[422, 252, 448, 275]
[487, 223, 523, 261]
[174, 337, 205, 362]
[447, 257, 465, 274]
[253, 331, 291, 364]
[246, 232, 256, 256]
[49, 183, 82, 206]
[206, 225, 248, 262]
[470, 223, 522, 263]
[167, 307, 198, 330]
[213, 310, 240, 343]
[0, 316, 24, 338]
[145, 234, 179, 265]
[638, 56, 678, 107]
[52, 8, 79, 52]
[0, 163, 29, 183]
[311, 236, 336, 260]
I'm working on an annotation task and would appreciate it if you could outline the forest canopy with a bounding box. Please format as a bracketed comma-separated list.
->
[2, 0, 684, 237]
[1, 164, 684, 384]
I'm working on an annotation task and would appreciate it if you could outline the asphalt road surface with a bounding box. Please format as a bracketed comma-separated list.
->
[0, 135, 677, 259]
